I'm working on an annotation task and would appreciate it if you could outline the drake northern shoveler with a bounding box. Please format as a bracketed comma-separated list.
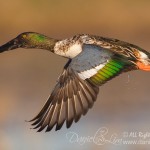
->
[0, 32, 150, 132]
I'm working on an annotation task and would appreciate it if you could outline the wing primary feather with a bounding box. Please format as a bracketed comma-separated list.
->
[33, 88, 61, 131]
[29, 84, 60, 122]
[66, 98, 75, 128]
[73, 94, 82, 123]
[33, 105, 54, 130]
[68, 76, 77, 121]
[37, 105, 55, 132]
[55, 97, 66, 130]
[76, 90, 87, 115]
[46, 104, 59, 132]
[71, 77, 84, 120]
[66, 74, 75, 128]
[67, 92, 74, 127]
[79, 82, 93, 108]
[45, 89, 63, 131]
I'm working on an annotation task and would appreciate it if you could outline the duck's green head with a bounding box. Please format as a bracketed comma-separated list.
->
[0, 32, 58, 53]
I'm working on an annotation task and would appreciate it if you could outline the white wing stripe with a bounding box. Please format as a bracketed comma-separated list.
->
[78, 63, 106, 80]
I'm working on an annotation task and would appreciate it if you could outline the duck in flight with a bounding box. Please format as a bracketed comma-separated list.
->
[0, 32, 150, 132]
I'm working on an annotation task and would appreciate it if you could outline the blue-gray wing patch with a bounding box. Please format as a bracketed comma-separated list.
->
[69, 44, 113, 79]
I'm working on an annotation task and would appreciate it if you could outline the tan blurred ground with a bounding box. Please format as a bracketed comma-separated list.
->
[0, 0, 150, 150]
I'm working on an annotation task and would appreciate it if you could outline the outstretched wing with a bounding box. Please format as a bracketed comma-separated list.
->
[30, 44, 133, 132]
[30, 60, 99, 132]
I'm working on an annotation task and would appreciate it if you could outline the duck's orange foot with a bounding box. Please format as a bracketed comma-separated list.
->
[136, 62, 150, 71]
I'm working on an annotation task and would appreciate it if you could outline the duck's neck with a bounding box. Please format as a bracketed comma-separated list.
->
[32, 36, 58, 52]
[20, 33, 59, 52]
[0, 32, 59, 53]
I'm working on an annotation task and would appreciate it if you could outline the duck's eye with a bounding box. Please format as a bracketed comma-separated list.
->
[22, 34, 27, 38]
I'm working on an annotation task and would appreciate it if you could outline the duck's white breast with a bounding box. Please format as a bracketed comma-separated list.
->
[67, 43, 82, 58]
[54, 41, 82, 58]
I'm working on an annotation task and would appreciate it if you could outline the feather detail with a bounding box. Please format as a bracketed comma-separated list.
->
[29, 61, 99, 132]
[90, 59, 127, 85]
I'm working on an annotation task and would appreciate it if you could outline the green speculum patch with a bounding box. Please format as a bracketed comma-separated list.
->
[90, 59, 126, 85]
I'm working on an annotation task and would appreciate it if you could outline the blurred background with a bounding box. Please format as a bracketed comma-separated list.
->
[0, 0, 150, 149]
